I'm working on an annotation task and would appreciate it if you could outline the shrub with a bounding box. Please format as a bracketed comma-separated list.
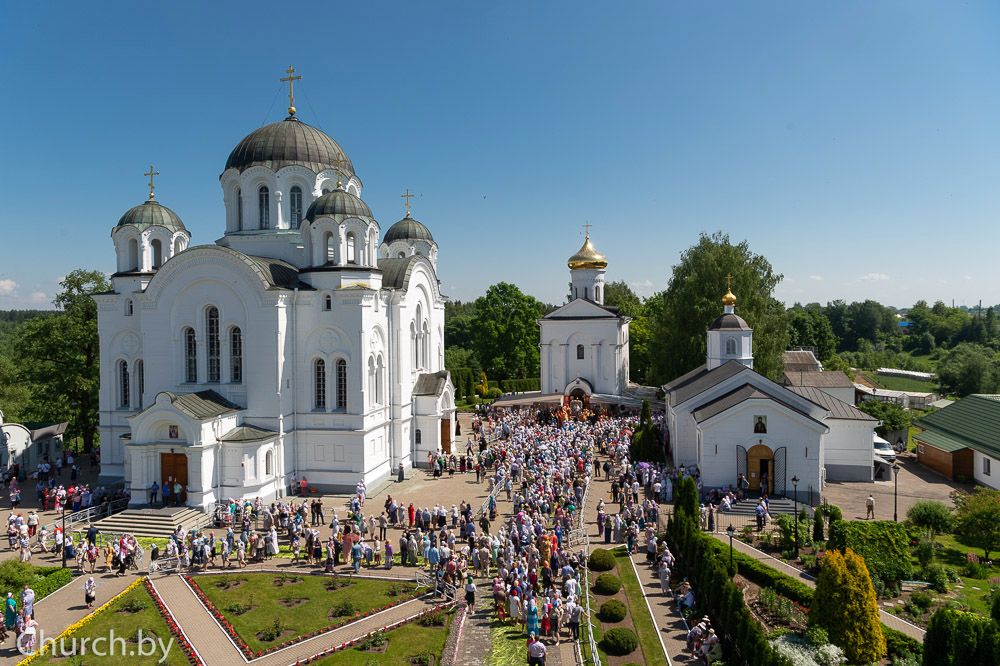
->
[331, 600, 359, 617]
[805, 625, 829, 647]
[588, 549, 616, 572]
[883, 626, 922, 661]
[923, 563, 949, 593]
[916, 537, 936, 568]
[0, 561, 72, 601]
[923, 608, 1000, 665]
[417, 610, 448, 627]
[593, 573, 622, 596]
[813, 511, 825, 542]
[810, 548, 886, 664]
[906, 500, 952, 537]
[817, 503, 843, 523]
[598, 599, 627, 622]
[910, 590, 933, 613]
[600, 627, 638, 656]
[827, 520, 911, 589]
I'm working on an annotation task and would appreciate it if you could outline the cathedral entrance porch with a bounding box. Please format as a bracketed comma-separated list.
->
[160, 452, 189, 505]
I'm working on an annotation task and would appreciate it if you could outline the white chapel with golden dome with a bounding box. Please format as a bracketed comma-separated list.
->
[538, 232, 631, 399]
[94, 70, 455, 509]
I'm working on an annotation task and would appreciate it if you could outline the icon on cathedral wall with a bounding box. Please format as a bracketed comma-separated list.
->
[168, 425, 179, 439]
[753, 416, 767, 434]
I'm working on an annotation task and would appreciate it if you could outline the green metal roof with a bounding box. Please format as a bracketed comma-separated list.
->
[913, 430, 971, 453]
[219, 425, 276, 443]
[116, 200, 186, 232]
[915, 395, 1000, 458]
[224, 117, 354, 176]
[384, 215, 434, 243]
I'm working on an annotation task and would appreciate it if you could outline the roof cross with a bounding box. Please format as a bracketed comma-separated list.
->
[726, 273, 733, 291]
[144, 164, 160, 201]
[582, 222, 592, 238]
[401, 188, 414, 217]
[280, 65, 302, 117]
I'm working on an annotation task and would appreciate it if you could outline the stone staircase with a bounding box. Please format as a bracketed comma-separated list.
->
[93, 506, 212, 537]
[726, 497, 803, 517]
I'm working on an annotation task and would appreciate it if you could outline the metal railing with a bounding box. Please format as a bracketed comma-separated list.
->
[581, 534, 602, 666]
[43, 496, 130, 535]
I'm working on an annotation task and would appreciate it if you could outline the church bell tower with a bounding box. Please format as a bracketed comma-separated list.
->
[567, 227, 608, 304]
[706, 276, 754, 370]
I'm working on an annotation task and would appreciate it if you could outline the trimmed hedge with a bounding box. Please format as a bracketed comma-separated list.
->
[0, 561, 73, 601]
[598, 599, 627, 623]
[498, 378, 541, 393]
[828, 520, 911, 589]
[708, 539, 813, 606]
[923, 608, 1000, 665]
[601, 627, 638, 655]
[588, 548, 616, 572]
[593, 573, 622, 596]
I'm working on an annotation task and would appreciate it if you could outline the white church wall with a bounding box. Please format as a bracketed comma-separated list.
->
[823, 420, 875, 481]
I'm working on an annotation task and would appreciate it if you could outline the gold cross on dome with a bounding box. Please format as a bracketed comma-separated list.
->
[726, 273, 733, 291]
[401, 188, 414, 216]
[280, 65, 302, 116]
[144, 164, 160, 201]
[582, 222, 593, 238]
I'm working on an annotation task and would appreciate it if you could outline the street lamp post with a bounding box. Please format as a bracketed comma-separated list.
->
[791, 476, 800, 556]
[60, 503, 67, 569]
[726, 524, 736, 572]
[893, 462, 900, 522]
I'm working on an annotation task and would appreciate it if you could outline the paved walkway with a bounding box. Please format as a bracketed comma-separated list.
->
[627, 550, 695, 664]
[0, 570, 135, 666]
[711, 533, 926, 641]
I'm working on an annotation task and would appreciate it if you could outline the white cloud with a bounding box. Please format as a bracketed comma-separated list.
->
[0, 279, 17, 296]
[858, 272, 890, 282]
[809, 275, 824, 281]
[29, 292, 48, 303]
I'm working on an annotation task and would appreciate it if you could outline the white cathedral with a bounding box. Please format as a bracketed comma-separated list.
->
[95, 92, 455, 509]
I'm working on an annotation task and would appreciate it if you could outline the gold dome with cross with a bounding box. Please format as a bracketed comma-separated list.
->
[568, 225, 608, 270]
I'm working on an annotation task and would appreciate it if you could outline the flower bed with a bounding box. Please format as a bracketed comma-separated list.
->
[144, 578, 203, 665]
[186, 574, 424, 659]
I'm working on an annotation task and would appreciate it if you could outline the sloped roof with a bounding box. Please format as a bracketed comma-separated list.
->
[378, 255, 427, 290]
[915, 395, 1000, 458]
[413, 371, 450, 397]
[913, 430, 970, 453]
[783, 350, 820, 367]
[542, 298, 621, 321]
[156, 390, 242, 420]
[219, 425, 277, 443]
[783, 370, 854, 389]
[788, 386, 877, 421]
[664, 360, 747, 406]
[692, 383, 819, 425]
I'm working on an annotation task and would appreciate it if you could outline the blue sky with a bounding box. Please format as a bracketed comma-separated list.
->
[1, 2, 998, 309]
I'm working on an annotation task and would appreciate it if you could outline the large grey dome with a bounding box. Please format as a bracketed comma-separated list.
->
[384, 215, 433, 243]
[116, 200, 186, 232]
[303, 188, 372, 223]
[224, 117, 355, 176]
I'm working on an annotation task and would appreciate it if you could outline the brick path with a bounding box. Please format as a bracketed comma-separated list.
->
[711, 533, 926, 641]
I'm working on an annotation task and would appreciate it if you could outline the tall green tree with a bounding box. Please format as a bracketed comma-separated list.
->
[603, 281, 652, 384]
[603, 281, 643, 318]
[937, 343, 1000, 396]
[786, 305, 838, 362]
[470, 282, 543, 380]
[648, 232, 788, 383]
[16, 269, 109, 451]
[951, 487, 1000, 559]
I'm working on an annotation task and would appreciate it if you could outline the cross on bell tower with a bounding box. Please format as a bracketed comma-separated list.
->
[280, 65, 302, 117]
[144, 164, 160, 201]
[401, 188, 414, 217]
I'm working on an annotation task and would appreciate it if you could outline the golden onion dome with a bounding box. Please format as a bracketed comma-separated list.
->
[722, 289, 737, 306]
[567, 234, 608, 270]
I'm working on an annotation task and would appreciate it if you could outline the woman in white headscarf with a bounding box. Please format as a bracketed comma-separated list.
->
[84, 576, 97, 609]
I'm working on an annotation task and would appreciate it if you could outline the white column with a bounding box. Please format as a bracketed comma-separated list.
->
[540, 344, 550, 393]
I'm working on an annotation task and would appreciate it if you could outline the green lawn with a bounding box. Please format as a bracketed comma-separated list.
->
[195, 573, 420, 654]
[30, 584, 191, 666]
[873, 374, 938, 393]
[310, 609, 454, 665]
[613, 548, 669, 666]
[909, 533, 1000, 616]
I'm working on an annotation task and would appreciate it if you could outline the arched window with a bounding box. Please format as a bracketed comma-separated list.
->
[230, 327, 243, 383]
[151, 239, 163, 269]
[136, 359, 144, 409]
[289, 186, 303, 226]
[725, 338, 737, 356]
[410, 322, 417, 368]
[128, 239, 139, 271]
[376, 356, 385, 405]
[125, 299, 133, 316]
[173, 237, 184, 254]
[594, 285, 601, 303]
[577, 344, 585, 360]
[236, 188, 243, 231]
[367, 357, 376, 404]
[324, 232, 335, 263]
[398, 251, 406, 259]
[323, 294, 332, 311]
[336, 359, 347, 410]
[346, 233, 356, 264]
[183, 327, 197, 383]
[265, 450, 274, 476]
[415, 429, 422, 445]
[258, 186, 270, 229]
[421, 321, 429, 370]
[584, 286, 589, 300]
[118, 360, 130, 409]
[314, 359, 326, 410]
[206, 307, 220, 383]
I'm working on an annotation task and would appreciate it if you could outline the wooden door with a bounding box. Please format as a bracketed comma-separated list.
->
[160, 453, 188, 504]
[440, 419, 452, 455]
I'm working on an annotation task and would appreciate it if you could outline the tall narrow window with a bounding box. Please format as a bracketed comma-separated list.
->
[184, 327, 197, 383]
[415, 430, 422, 445]
[323, 294, 332, 311]
[289, 186, 303, 226]
[336, 359, 347, 410]
[265, 451, 274, 476]
[136, 359, 144, 409]
[346, 233, 356, 264]
[236, 188, 243, 230]
[151, 239, 163, 269]
[577, 344, 585, 360]
[118, 360, 130, 409]
[368, 357, 376, 404]
[376, 356, 385, 405]
[125, 300, 133, 316]
[422, 321, 430, 369]
[410, 323, 417, 368]
[314, 359, 326, 410]
[725, 338, 737, 356]
[594, 285, 601, 303]
[128, 239, 139, 271]
[324, 232, 335, 263]
[258, 186, 270, 229]
[230, 327, 243, 383]
[206, 307, 220, 382]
